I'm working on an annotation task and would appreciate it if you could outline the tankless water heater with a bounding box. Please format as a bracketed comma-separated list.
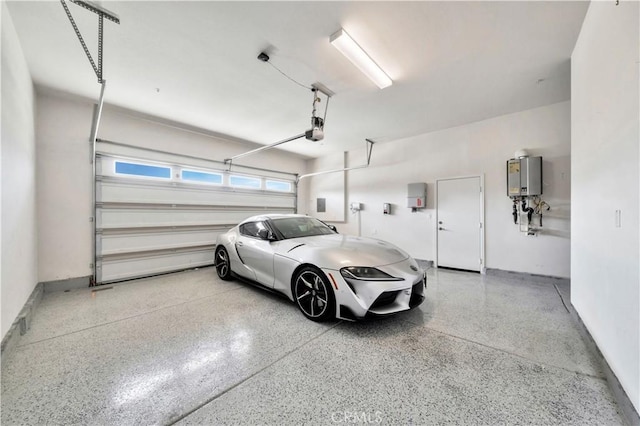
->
[507, 156, 542, 197]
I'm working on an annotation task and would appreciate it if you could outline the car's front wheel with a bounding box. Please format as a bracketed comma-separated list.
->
[293, 266, 335, 321]
[215, 246, 232, 281]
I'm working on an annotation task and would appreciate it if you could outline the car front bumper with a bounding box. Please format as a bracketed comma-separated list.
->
[321, 258, 427, 321]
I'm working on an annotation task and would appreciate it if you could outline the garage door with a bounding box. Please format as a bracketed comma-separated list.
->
[95, 142, 296, 284]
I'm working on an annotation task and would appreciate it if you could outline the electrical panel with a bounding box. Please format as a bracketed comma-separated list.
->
[316, 198, 326, 213]
[407, 183, 426, 208]
[507, 156, 542, 197]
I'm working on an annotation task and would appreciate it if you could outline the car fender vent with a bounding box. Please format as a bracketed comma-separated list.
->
[235, 245, 245, 264]
[287, 243, 306, 253]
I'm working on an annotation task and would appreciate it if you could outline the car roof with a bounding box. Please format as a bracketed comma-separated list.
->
[240, 213, 309, 224]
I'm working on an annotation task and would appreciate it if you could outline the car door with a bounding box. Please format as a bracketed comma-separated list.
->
[236, 221, 276, 286]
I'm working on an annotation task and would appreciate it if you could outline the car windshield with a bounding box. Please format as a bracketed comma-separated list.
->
[271, 217, 336, 239]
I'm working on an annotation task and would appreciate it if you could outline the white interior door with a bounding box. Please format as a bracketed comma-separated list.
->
[437, 176, 482, 272]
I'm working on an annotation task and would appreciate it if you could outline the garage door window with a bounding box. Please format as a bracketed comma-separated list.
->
[181, 170, 223, 184]
[229, 175, 261, 189]
[115, 161, 171, 179]
[265, 180, 292, 192]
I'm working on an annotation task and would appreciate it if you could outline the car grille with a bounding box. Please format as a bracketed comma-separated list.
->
[370, 290, 400, 310]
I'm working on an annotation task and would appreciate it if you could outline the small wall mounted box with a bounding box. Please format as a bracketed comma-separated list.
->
[407, 183, 426, 208]
[383, 203, 391, 215]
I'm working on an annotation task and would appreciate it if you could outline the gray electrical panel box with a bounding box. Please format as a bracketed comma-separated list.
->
[407, 183, 427, 208]
[507, 156, 542, 197]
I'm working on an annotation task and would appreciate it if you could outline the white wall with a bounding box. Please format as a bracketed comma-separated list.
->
[304, 101, 571, 278]
[571, 1, 639, 412]
[36, 92, 94, 282]
[305, 151, 346, 223]
[1, 3, 37, 339]
[35, 90, 308, 282]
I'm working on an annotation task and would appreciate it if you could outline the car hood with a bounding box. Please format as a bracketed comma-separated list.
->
[276, 234, 410, 269]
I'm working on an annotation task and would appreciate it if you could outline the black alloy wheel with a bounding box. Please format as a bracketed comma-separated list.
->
[215, 246, 232, 281]
[293, 266, 335, 321]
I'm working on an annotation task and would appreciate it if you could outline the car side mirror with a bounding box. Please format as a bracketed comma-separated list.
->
[319, 220, 338, 233]
[257, 228, 276, 241]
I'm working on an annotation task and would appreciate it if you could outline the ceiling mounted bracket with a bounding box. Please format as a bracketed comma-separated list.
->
[306, 85, 331, 142]
[60, 0, 120, 83]
[311, 82, 334, 98]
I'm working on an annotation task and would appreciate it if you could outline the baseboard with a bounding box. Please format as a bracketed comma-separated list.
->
[43, 275, 91, 293]
[416, 259, 434, 269]
[553, 282, 639, 424]
[568, 306, 640, 425]
[485, 268, 570, 286]
[1, 276, 90, 365]
[1, 282, 43, 367]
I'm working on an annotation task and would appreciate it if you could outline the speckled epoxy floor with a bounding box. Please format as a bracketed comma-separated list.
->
[1, 267, 625, 425]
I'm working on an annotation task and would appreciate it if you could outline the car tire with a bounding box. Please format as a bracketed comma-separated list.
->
[215, 246, 233, 281]
[293, 266, 336, 321]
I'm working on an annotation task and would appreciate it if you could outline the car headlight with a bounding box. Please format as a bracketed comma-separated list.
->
[340, 266, 403, 281]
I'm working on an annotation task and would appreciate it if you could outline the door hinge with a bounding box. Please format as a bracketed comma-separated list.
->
[479, 222, 483, 228]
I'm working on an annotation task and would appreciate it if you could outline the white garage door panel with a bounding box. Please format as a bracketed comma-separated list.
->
[98, 208, 271, 229]
[99, 228, 222, 255]
[99, 180, 295, 208]
[98, 249, 213, 283]
[95, 152, 296, 284]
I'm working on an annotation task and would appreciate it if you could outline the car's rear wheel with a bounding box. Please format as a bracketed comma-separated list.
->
[293, 266, 335, 321]
[215, 246, 232, 281]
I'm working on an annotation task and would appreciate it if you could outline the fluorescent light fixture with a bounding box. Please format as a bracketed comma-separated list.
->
[330, 28, 392, 89]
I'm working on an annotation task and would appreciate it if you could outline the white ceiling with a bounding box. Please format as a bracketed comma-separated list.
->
[7, 1, 588, 159]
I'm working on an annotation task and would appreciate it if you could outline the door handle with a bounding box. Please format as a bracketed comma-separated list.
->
[237, 242, 244, 247]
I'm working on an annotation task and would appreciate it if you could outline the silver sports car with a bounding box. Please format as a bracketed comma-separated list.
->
[214, 214, 426, 321]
